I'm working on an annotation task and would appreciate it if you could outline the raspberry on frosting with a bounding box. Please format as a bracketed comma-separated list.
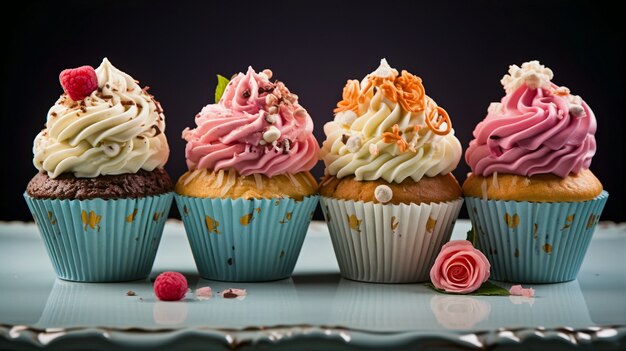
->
[154, 272, 188, 301]
[59, 65, 98, 101]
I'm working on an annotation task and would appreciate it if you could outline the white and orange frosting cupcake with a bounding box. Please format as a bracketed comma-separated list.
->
[319, 59, 464, 283]
[174, 67, 320, 282]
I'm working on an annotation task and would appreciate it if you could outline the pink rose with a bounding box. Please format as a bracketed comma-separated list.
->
[429, 240, 490, 294]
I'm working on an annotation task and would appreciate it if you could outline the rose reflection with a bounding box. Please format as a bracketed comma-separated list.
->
[430, 295, 491, 330]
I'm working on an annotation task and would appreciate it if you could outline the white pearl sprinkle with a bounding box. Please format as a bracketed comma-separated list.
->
[265, 94, 278, 106]
[265, 114, 278, 124]
[345, 135, 362, 153]
[263, 126, 281, 143]
[374, 185, 393, 203]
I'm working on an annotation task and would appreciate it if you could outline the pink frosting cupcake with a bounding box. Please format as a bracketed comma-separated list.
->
[174, 67, 320, 282]
[462, 60, 608, 283]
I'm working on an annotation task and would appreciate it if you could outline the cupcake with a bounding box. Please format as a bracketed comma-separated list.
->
[319, 59, 464, 283]
[24, 58, 174, 282]
[175, 67, 319, 282]
[463, 60, 608, 283]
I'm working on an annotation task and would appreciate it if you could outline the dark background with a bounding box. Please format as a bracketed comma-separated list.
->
[1, 0, 624, 222]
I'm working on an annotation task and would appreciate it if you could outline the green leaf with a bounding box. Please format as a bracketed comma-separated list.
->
[425, 281, 510, 296]
[466, 226, 478, 246]
[214, 74, 230, 103]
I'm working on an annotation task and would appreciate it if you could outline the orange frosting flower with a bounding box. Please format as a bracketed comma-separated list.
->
[334, 80, 361, 113]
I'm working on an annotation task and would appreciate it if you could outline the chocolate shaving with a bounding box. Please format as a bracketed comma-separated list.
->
[223, 291, 237, 299]
[126, 290, 136, 296]
[50, 112, 57, 117]
[242, 90, 251, 98]
[121, 101, 135, 106]
[101, 95, 113, 99]
[341, 134, 349, 144]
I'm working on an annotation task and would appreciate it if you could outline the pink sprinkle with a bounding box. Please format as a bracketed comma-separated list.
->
[219, 288, 247, 299]
[195, 287, 213, 299]
[509, 284, 535, 297]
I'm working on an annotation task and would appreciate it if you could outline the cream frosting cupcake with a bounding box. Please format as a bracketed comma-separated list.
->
[319, 59, 464, 283]
[24, 58, 174, 282]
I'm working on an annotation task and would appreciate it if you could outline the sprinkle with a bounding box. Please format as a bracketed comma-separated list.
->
[509, 284, 535, 297]
[569, 104, 585, 118]
[267, 106, 278, 115]
[374, 184, 393, 203]
[263, 126, 281, 143]
[345, 135, 362, 153]
[341, 134, 349, 144]
[265, 94, 278, 106]
[265, 113, 278, 124]
[369, 143, 379, 156]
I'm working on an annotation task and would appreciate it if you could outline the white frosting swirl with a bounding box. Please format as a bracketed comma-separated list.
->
[33, 58, 169, 178]
[320, 60, 462, 183]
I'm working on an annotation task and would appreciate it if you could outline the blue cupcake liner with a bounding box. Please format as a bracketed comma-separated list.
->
[465, 191, 608, 283]
[175, 194, 319, 282]
[24, 192, 174, 282]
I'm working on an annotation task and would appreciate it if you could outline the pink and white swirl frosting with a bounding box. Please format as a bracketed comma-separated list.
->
[182, 67, 319, 176]
[465, 61, 596, 178]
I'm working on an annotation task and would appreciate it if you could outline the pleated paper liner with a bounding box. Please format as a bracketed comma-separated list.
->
[465, 191, 608, 283]
[320, 197, 464, 283]
[175, 194, 319, 282]
[24, 193, 174, 282]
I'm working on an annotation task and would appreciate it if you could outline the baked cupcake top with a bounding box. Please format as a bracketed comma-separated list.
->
[320, 59, 462, 183]
[33, 58, 169, 179]
[465, 60, 596, 178]
[182, 67, 319, 177]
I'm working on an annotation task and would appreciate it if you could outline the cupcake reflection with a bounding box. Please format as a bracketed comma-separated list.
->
[430, 295, 491, 330]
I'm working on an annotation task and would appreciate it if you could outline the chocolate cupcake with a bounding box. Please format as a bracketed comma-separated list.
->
[24, 58, 174, 282]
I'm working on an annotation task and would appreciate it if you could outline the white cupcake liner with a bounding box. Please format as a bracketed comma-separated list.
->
[320, 197, 463, 283]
